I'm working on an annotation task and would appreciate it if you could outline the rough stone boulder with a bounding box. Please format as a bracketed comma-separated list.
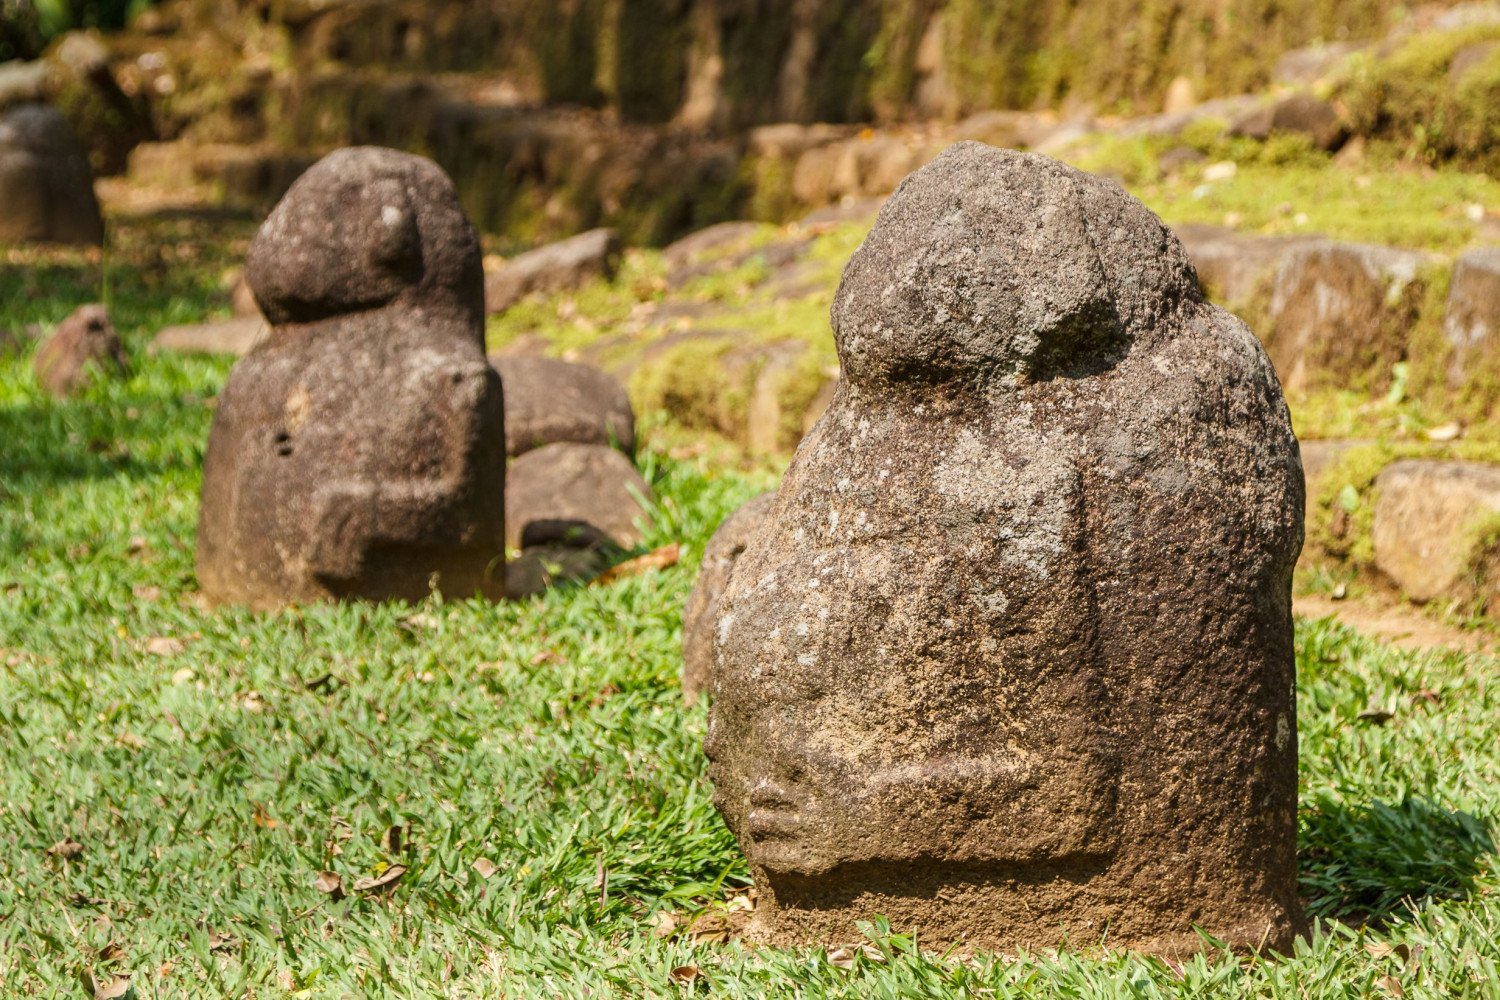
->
[1114, 94, 1262, 140]
[1229, 93, 1346, 151]
[484, 228, 622, 314]
[707, 142, 1306, 955]
[493, 355, 636, 457]
[791, 135, 932, 206]
[662, 221, 763, 273]
[680, 491, 776, 704]
[1174, 224, 1320, 309]
[33, 303, 126, 397]
[1443, 248, 1500, 408]
[1273, 42, 1365, 86]
[661, 221, 808, 290]
[1264, 241, 1436, 394]
[0, 102, 104, 245]
[505, 442, 652, 551]
[151, 316, 267, 356]
[196, 147, 506, 608]
[1374, 460, 1500, 606]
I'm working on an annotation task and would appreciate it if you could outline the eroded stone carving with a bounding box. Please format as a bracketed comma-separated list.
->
[706, 143, 1305, 955]
[197, 147, 505, 608]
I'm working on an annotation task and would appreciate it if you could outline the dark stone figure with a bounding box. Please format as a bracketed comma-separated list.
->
[706, 143, 1306, 955]
[0, 102, 104, 246]
[33, 303, 125, 396]
[197, 147, 505, 608]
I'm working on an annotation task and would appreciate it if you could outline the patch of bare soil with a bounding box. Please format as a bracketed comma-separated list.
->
[1295, 592, 1497, 655]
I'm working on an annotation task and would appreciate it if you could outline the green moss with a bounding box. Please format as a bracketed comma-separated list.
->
[628, 337, 743, 436]
[765, 343, 837, 449]
[1459, 511, 1500, 615]
[611, 0, 690, 123]
[1088, 154, 1500, 253]
[866, 0, 937, 120]
[1338, 23, 1500, 170]
[1407, 264, 1459, 413]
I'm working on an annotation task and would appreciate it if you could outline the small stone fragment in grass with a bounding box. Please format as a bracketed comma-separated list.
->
[46, 836, 84, 859]
[143, 636, 184, 657]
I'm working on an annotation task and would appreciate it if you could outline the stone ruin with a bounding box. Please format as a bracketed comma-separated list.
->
[196, 147, 506, 607]
[0, 101, 104, 246]
[703, 142, 1306, 955]
[33, 303, 126, 397]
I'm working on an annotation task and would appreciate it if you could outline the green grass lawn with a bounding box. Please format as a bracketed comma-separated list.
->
[2, 223, 1500, 997]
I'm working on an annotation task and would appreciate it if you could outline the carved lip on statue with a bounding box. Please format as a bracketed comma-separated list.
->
[746, 779, 805, 840]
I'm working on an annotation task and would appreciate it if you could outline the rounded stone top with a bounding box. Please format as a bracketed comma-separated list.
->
[246, 147, 484, 330]
[0, 103, 87, 157]
[832, 142, 1200, 391]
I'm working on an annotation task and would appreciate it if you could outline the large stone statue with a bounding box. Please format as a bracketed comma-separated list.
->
[197, 147, 505, 608]
[0, 102, 104, 246]
[706, 143, 1306, 955]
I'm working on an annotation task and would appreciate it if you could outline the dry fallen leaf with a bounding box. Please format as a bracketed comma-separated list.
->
[669, 965, 699, 984]
[46, 837, 84, 859]
[132, 584, 162, 602]
[87, 970, 132, 1000]
[381, 824, 404, 855]
[650, 910, 679, 938]
[1375, 975, 1406, 997]
[827, 947, 856, 970]
[353, 864, 407, 894]
[725, 892, 754, 914]
[686, 911, 730, 944]
[252, 802, 278, 829]
[472, 857, 498, 879]
[594, 544, 682, 585]
[207, 930, 236, 953]
[96, 941, 125, 962]
[313, 870, 345, 901]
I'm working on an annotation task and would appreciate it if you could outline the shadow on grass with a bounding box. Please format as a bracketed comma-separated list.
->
[0, 394, 195, 490]
[1299, 794, 1495, 925]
